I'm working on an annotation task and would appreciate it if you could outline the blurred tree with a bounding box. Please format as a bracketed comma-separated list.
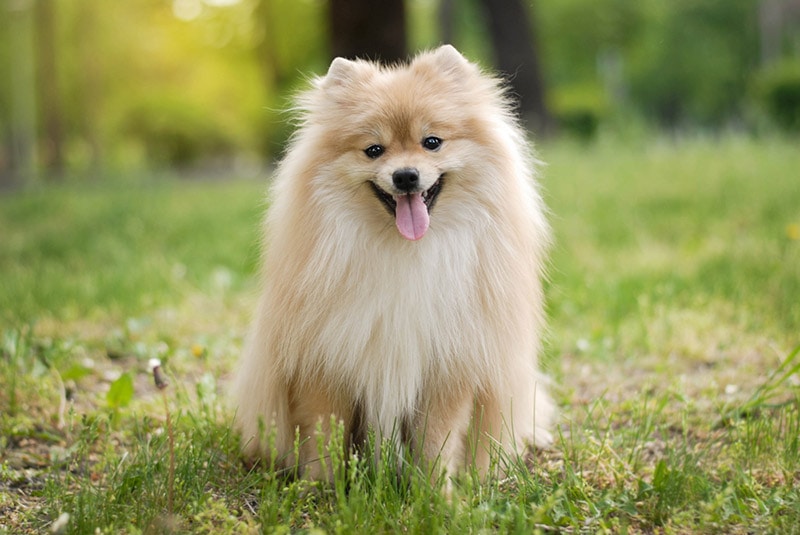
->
[470, 0, 554, 135]
[537, 0, 642, 138]
[35, 0, 64, 180]
[4, 3, 38, 187]
[0, 9, 14, 188]
[74, 0, 103, 174]
[254, 0, 326, 87]
[628, 0, 760, 127]
[329, 0, 407, 61]
[759, 0, 800, 66]
[438, 0, 455, 45]
[253, 0, 327, 153]
[755, 59, 800, 131]
[3, 0, 795, 185]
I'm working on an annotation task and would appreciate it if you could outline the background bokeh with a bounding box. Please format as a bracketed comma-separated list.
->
[1, 0, 799, 187]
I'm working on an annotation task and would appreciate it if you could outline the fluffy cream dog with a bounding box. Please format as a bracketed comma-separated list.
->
[235, 45, 553, 479]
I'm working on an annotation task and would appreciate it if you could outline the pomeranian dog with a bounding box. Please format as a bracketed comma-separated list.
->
[235, 45, 554, 480]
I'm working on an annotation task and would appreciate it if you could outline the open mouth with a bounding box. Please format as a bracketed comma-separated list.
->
[369, 175, 444, 241]
[369, 175, 444, 217]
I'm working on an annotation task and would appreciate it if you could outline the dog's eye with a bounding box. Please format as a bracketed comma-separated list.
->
[422, 136, 443, 151]
[364, 144, 385, 159]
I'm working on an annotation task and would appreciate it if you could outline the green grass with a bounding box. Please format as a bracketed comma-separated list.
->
[1, 135, 799, 533]
[0, 179, 263, 322]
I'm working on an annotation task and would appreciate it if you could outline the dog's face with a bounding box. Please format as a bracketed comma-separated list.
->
[301, 46, 498, 241]
[358, 128, 447, 241]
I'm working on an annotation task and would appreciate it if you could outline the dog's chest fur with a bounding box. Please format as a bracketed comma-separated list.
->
[282, 226, 498, 430]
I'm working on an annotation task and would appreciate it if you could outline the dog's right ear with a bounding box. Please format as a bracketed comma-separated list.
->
[430, 44, 470, 73]
[321, 57, 360, 89]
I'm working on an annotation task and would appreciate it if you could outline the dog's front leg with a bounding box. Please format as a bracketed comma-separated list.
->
[416, 390, 475, 481]
[288, 383, 346, 481]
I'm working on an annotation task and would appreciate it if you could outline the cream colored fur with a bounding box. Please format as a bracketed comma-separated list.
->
[234, 45, 554, 479]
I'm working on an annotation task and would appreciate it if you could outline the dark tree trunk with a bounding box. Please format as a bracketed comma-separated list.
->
[478, 0, 554, 136]
[35, 0, 65, 180]
[329, 0, 407, 62]
[438, 0, 455, 45]
[76, 0, 102, 176]
[7, 4, 38, 187]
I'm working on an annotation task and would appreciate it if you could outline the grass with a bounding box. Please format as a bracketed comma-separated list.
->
[1, 135, 799, 533]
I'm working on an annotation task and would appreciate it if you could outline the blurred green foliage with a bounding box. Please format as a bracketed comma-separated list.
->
[539, 0, 774, 131]
[754, 60, 800, 131]
[549, 84, 609, 140]
[0, 0, 798, 181]
[120, 92, 235, 167]
[625, 0, 759, 127]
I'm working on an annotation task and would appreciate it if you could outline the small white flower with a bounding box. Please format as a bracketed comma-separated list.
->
[51, 512, 69, 534]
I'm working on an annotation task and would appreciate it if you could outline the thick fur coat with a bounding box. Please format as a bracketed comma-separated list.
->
[235, 45, 554, 478]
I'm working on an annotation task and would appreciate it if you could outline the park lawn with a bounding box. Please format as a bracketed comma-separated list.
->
[1, 135, 799, 533]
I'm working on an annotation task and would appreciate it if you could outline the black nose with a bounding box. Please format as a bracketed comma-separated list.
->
[392, 168, 420, 192]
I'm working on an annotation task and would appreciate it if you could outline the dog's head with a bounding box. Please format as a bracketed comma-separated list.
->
[296, 45, 518, 241]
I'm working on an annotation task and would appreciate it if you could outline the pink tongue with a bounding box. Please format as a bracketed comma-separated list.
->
[394, 193, 429, 241]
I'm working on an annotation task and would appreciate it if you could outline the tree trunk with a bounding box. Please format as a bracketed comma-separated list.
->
[76, 0, 102, 177]
[7, 4, 38, 187]
[35, 0, 65, 180]
[329, 0, 407, 62]
[478, 0, 554, 136]
[438, 0, 455, 45]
